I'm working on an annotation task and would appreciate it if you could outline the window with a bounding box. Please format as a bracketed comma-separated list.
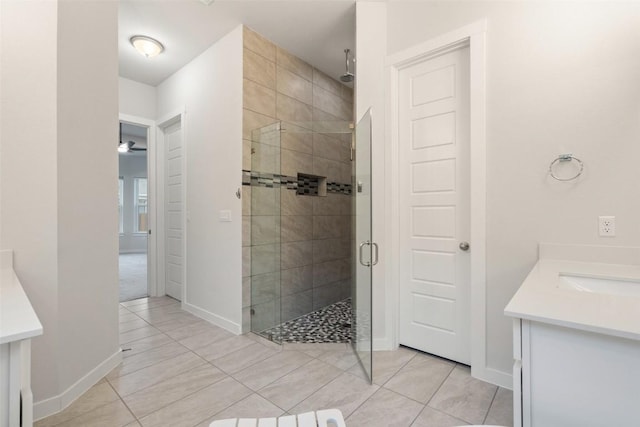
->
[118, 177, 124, 234]
[134, 177, 148, 233]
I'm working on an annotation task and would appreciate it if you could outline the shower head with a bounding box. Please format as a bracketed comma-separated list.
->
[340, 72, 354, 83]
[340, 48, 354, 83]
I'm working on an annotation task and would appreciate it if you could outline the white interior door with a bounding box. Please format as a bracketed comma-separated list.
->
[164, 121, 184, 301]
[398, 46, 471, 364]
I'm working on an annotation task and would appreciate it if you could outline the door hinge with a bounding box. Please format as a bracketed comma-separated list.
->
[148, 229, 151, 235]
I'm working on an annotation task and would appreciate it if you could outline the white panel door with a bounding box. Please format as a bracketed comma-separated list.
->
[164, 121, 183, 301]
[398, 46, 471, 364]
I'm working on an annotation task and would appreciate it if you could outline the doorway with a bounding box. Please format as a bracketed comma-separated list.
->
[397, 45, 471, 364]
[118, 121, 149, 302]
[157, 114, 185, 302]
[388, 20, 491, 383]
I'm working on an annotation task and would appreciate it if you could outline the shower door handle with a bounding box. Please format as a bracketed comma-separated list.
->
[371, 242, 379, 266]
[359, 241, 371, 267]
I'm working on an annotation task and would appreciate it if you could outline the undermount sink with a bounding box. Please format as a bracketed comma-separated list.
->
[558, 273, 640, 298]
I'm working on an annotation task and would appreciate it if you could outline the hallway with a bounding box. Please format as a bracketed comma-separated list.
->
[35, 297, 512, 427]
[119, 253, 148, 302]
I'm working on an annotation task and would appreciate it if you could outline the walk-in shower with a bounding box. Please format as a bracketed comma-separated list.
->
[245, 120, 354, 344]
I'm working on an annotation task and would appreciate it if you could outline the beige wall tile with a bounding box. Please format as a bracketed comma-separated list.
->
[243, 78, 276, 117]
[243, 108, 277, 140]
[313, 132, 350, 163]
[244, 48, 276, 89]
[313, 85, 352, 120]
[281, 289, 313, 322]
[313, 193, 349, 216]
[242, 186, 251, 215]
[277, 93, 312, 123]
[312, 281, 349, 310]
[250, 298, 279, 331]
[312, 238, 350, 264]
[313, 258, 351, 288]
[281, 215, 312, 242]
[251, 141, 280, 175]
[242, 307, 251, 333]
[313, 215, 349, 240]
[251, 243, 281, 275]
[242, 215, 251, 247]
[242, 139, 251, 170]
[243, 26, 276, 61]
[251, 215, 280, 245]
[341, 85, 354, 102]
[312, 107, 341, 123]
[281, 188, 313, 216]
[313, 156, 342, 182]
[250, 271, 281, 305]
[313, 67, 343, 98]
[281, 240, 313, 270]
[338, 160, 352, 183]
[242, 276, 251, 308]
[281, 148, 313, 177]
[251, 187, 280, 216]
[276, 46, 313, 81]
[281, 265, 313, 296]
[277, 66, 313, 105]
[281, 128, 313, 154]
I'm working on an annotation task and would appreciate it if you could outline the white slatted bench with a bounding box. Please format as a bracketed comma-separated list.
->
[210, 409, 346, 427]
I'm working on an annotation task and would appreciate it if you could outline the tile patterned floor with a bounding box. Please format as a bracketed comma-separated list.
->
[35, 296, 513, 427]
[261, 299, 353, 344]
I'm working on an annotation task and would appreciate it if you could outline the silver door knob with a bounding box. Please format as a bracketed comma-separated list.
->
[459, 241, 470, 251]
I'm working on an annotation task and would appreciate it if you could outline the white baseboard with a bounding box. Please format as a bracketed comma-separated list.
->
[34, 349, 122, 421]
[182, 302, 241, 335]
[372, 337, 395, 351]
[472, 365, 513, 390]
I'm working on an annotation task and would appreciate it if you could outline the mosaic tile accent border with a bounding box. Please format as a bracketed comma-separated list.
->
[242, 170, 352, 195]
[326, 182, 352, 195]
[297, 175, 319, 196]
[260, 298, 352, 343]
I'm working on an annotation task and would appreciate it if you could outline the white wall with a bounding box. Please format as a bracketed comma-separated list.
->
[1, 0, 120, 415]
[119, 152, 148, 253]
[386, 1, 640, 376]
[56, 0, 120, 397]
[119, 77, 156, 120]
[156, 26, 244, 331]
[355, 2, 390, 349]
[0, 0, 60, 401]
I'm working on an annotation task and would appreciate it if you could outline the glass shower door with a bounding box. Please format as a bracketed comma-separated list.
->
[250, 122, 282, 343]
[352, 109, 373, 383]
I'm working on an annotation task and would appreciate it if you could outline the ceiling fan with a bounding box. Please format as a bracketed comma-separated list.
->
[118, 123, 147, 153]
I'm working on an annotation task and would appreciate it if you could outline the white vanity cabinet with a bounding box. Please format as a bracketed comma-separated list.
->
[512, 318, 640, 427]
[1, 251, 42, 427]
[506, 244, 640, 427]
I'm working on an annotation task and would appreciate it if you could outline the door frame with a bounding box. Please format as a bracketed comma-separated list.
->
[386, 20, 508, 388]
[119, 113, 157, 297]
[156, 108, 187, 303]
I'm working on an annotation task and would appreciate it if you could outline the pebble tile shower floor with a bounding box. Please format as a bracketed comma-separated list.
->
[261, 299, 353, 344]
[35, 296, 513, 427]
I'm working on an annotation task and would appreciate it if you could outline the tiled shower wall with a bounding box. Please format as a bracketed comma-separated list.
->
[241, 26, 354, 333]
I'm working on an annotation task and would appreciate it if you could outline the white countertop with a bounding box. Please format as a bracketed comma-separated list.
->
[505, 244, 640, 342]
[0, 250, 43, 344]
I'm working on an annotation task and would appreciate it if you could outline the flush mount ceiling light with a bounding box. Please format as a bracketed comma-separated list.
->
[130, 35, 164, 58]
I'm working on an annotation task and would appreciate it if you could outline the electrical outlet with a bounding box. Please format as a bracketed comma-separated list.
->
[599, 216, 616, 237]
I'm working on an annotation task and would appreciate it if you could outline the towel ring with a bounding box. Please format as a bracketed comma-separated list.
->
[549, 154, 584, 182]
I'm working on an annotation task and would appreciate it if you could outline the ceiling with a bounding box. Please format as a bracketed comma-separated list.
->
[119, 0, 356, 87]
